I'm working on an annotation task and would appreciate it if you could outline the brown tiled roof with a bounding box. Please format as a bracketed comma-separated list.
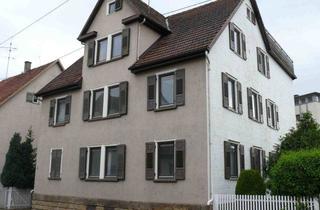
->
[129, 0, 241, 72]
[36, 57, 83, 97]
[0, 61, 58, 106]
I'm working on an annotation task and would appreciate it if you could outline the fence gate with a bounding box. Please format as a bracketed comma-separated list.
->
[213, 194, 320, 210]
[0, 187, 32, 209]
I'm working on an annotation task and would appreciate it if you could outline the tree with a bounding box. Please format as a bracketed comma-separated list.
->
[235, 170, 266, 195]
[1, 133, 24, 187]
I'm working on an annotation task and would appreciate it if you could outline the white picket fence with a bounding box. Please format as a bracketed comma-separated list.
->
[0, 187, 32, 209]
[213, 194, 320, 210]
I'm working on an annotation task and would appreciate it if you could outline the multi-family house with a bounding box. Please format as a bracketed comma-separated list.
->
[295, 92, 320, 123]
[33, 0, 296, 209]
[0, 60, 63, 190]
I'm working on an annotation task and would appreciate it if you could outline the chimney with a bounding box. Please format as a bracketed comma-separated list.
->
[24, 61, 32, 73]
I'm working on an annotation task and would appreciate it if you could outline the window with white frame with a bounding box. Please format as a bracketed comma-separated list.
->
[257, 48, 270, 78]
[49, 149, 62, 180]
[145, 139, 186, 181]
[26, 92, 40, 104]
[106, 0, 122, 15]
[49, 96, 71, 127]
[224, 141, 244, 180]
[147, 69, 185, 111]
[266, 99, 279, 129]
[246, 6, 256, 25]
[229, 23, 247, 60]
[222, 73, 243, 114]
[82, 82, 128, 121]
[81, 145, 126, 181]
[95, 32, 123, 64]
[247, 88, 263, 123]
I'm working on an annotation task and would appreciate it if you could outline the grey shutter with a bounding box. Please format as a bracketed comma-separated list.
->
[176, 69, 185, 106]
[55, 150, 62, 178]
[147, 75, 156, 111]
[258, 95, 263, 123]
[266, 56, 270, 78]
[252, 12, 256, 25]
[146, 142, 155, 180]
[266, 100, 271, 126]
[79, 148, 87, 180]
[65, 96, 72, 124]
[175, 139, 186, 180]
[49, 99, 56, 126]
[257, 48, 263, 72]
[229, 23, 235, 51]
[222, 73, 229, 108]
[115, 0, 123, 11]
[262, 150, 266, 176]
[242, 34, 247, 60]
[276, 105, 280, 130]
[240, 145, 245, 172]
[122, 28, 130, 57]
[237, 81, 243, 114]
[250, 147, 256, 170]
[247, 88, 253, 119]
[83, 91, 91, 121]
[26, 92, 34, 103]
[119, 82, 128, 115]
[224, 141, 231, 180]
[87, 40, 95, 67]
[50, 150, 56, 178]
[117, 144, 126, 180]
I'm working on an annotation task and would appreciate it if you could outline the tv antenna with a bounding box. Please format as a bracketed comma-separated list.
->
[0, 42, 17, 78]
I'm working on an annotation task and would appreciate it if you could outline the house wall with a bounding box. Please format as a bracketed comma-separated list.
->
[207, 0, 296, 195]
[34, 0, 209, 207]
[295, 102, 320, 123]
[0, 63, 62, 189]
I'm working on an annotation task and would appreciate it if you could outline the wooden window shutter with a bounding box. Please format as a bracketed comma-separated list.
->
[241, 34, 247, 60]
[247, 88, 253, 119]
[262, 150, 266, 176]
[229, 23, 235, 51]
[237, 81, 243, 114]
[175, 139, 186, 180]
[115, 0, 123, 11]
[258, 95, 263, 123]
[222, 73, 229, 108]
[65, 96, 72, 124]
[50, 150, 56, 178]
[119, 82, 128, 115]
[122, 28, 130, 57]
[147, 75, 156, 111]
[49, 99, 56, 126]
[145, 142, 155, 180]
[257, 48, 263, 72]
[266, 56, 270, 78]
[54, 150, 62, 178]
[176, 69, 185, 106]
[87, 40, 95, 67]
[250, 147, 256, 170]
[266, 100, 271, 126]
[26, 92, 34, 103]
[79, 148, 87, 180]
[83, 91, 91, 121]
[240, 145, 245, 172]
[252, 12, 256, 25]
[224, 141, 231, 180]
[276, 105, 280, 130]
[117, 144, 126, 180]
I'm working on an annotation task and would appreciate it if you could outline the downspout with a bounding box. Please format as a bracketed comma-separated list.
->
[136, 18, 147, 60]
[205, 50, 213, 206]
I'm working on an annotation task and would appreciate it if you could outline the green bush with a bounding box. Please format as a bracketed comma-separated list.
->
[269, 149, 320, 196]
[235, 170, 266, 195]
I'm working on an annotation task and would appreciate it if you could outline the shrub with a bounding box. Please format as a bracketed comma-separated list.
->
[269, 149, 320, 196]
[235, 170, 266, 195]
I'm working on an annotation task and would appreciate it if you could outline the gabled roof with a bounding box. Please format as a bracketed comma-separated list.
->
[129, 0, 296, 79]
[36, 57, 83, 97]
[0, 60, 63, 107]
[78, 0, 170, 41]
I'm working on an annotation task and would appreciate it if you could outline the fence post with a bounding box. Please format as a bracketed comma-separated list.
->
[6, 187, 12, 209]
[314, 197, 320, 210]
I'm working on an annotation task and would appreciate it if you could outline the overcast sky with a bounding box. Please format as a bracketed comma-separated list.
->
[0, 0, 319, 95]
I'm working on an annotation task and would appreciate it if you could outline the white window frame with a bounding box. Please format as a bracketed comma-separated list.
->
[48, 148, 63, 179]
[230, 24, 244, 57]
[155, 69, 177, 110]
[226, 74, 239, 111]
[94, 30, 122, 64]
[106, 0, 116, 15]
[153, 139, 177, 180]
[89, 83, 120, 120]
[246, 5, 255, 24]
[249, 89, 260, 121]
[53, 95, 68, 126]
[86, 144, 120, 180]
[267, 99, 278, 129]
[257, 48, 269, 77]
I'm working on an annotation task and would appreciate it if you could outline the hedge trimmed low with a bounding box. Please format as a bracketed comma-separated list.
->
[235, 170, 266, 195]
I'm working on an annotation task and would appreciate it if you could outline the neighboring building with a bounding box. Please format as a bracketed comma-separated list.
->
[0, 60, 63, 189]
[33, 0, 296, 209]
[295, 92, 320, 123]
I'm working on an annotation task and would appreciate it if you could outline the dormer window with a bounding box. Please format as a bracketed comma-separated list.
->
[107, 0, 122, 15]
[246, 6, 256, 25]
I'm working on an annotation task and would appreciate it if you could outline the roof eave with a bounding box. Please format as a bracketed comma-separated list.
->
[36, 78, 82, 98]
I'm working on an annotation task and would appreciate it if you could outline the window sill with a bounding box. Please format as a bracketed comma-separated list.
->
[267, 125, 279, 131]
[87, 114, 122, 122]
[227, 177, 238, 181]
[90, 56, 126, 68]
[154, 104, 177, 112]
[48, 177, 61, 181]
[230, 49, 246, 61]
[51, 122, 69, 128]
[154, 178, 177, 183]
[248, 117, 263, 124]
[85, 177, 119, 182]
[223, 106, 241, 115]
[258, 70, 270, 79]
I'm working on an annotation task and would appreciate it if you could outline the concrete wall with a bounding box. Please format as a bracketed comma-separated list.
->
[34, 0, 209, 205]
[207, 0, 296, 194]
[0, 63, 62, 183]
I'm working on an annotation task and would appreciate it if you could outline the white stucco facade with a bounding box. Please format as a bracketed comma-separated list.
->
[207, 0, 296, 195]
[295, 94, 320, 123]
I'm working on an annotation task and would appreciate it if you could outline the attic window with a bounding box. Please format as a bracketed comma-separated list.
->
[247, 6, 256, 25]
[108, 1, 116, 15]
